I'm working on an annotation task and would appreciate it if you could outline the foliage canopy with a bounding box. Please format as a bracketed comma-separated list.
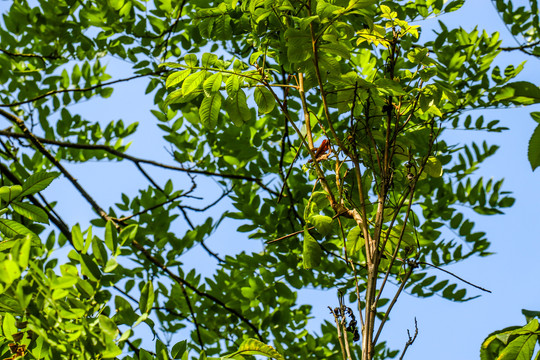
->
[0, 0, 539, 359]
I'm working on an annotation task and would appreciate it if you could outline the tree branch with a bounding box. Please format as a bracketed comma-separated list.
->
[0, 47, 62, 61]
[0, 71, 164, 108]
[0, 129, 272, 188]
[0, 108, 264, 341]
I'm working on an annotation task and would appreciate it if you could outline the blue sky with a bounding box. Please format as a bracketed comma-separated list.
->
[2, 0, 539, 358]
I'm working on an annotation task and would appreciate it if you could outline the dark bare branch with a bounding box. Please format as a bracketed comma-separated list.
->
[0, 71, 164, 108]
[0, 129, 271, 187]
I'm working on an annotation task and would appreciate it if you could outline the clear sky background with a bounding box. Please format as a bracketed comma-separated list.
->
[1, 0, 539, 358]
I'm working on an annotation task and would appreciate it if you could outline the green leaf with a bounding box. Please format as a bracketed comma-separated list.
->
[182, 71, 207, 96]
[184, 54, 198, 67]
[528, 123, 540, 171]
[0, 185, 22, 202]
[254, 87, 275, 114]
[424, 156, 443, 177]
[102, 342, 122, 359]
[1, 312, 17, 340]
[444, 0, 465, 12]
[104, 257, 118, 273]
[203, 72, 223, 96]
[375, 78, 406, 96]
[15, 235, 31, 269]
[199, 93, 222, 129]
[303, 227, 321, 269]
[140, 281, 155, 313]
[530, 112, 540, 123]
[201, 53, 218, 67]
[227, 338, 284, 360]
[105, 220, 118, 252]
[99, 315, 118, 338]
[320, 42, 350, 60]
[310, 215, 333, 236]
[51, 275, 78, 289]
[19, 172, 60, 198]
[72, 224, 84, 252]
[407, 47, 437, 66]
[498, 332, 537, 360]
[224, 89, 251, 126]
[284, 28, 312, 62]
[80, 253, 102, 281]
[10, 201, 49, 223]
[347, 226, 365, 257]
[166, 69, 191, 88]
[226, 75, 241, 97]
[0, 259, 20, 288]
[92, 235, 108, 265]
[171, 340, 187, 359]
[0, 219, 39, 242]
[494, 81, 540, 105]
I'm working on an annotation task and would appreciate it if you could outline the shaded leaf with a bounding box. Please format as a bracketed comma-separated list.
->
[528, 123, 540, 171]
[303, 227, 321, 269]
[254, 87, 275, 114]
[224, 89, 251, 126]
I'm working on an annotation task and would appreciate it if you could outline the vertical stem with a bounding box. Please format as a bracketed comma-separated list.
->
[298, 72, 314, 149]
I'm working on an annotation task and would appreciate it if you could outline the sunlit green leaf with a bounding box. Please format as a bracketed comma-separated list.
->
[10, 201, 49, 223]
[227, 338, 284, 359]
[140, 281, 155, 313]
[199, 93, 222, 129]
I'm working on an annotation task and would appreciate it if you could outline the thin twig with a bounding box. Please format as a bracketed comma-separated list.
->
[329, 307, 347, 360]
[0, 47, 62, 61]
[0, 130, 271, 188]
[0, 72, 164, 108]
[398, 318, 418, 360]
[373, 264, 415, 345]
[133, 162, 224, 263]
[419, 261, 492, 293]
[0, 108, 265, 343]
[499, 40, 540, 52]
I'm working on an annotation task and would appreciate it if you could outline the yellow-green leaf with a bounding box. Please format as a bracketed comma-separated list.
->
[227, 338, 284, 360]
[424, 156, 443, 177]
[10, 201, 49, 224]
[310, 215, 333, 236]
[166, 69, 191, 88]
[203, 72, 223, 96]
[0, 185, 22, 202]
[199, 93, 222, 129]
[182, 71, 207, 96]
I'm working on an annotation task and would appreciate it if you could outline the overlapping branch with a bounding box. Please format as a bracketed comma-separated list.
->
[0, 72, 164, 108]
[0, 129, 273, 190]
[0, 108, 265, 344]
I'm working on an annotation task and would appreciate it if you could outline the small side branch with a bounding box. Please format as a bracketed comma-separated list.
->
[499, 40, 540, 55]
[398, 318, 418, 360]
[0, 130, 270, 188]
[419, 261, 492, 293]
[0, 71, 164, 108]
[0, 47, 62, 61]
